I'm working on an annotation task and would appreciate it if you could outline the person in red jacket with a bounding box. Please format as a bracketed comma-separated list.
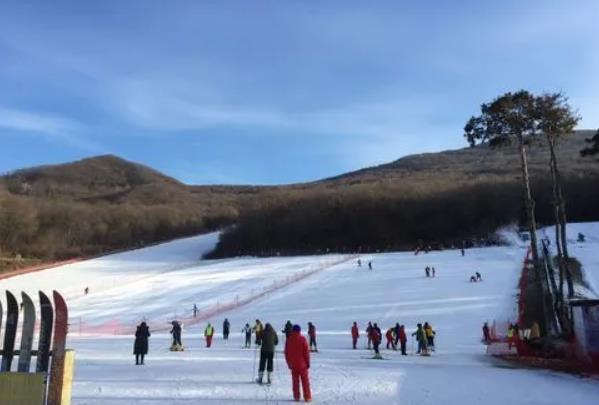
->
[307, 322, 318, 352]
[385, 328, 396, 350]
[285, 324, 312, 402]
[398, 325, 407, 355]
[351, 322, 359, 349]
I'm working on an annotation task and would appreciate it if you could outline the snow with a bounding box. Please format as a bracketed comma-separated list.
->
[2, 228, 599, 404]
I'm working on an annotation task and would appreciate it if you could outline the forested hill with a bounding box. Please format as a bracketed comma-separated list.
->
[1, 130, 598, 267]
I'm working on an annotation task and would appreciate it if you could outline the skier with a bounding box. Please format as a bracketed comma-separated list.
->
[223, 318, 230, 340]
[351, 322, 360, 349]
[170, 320, 183, 351]
[398, 325, 407, 355]
[253, 319, 264, 346]
[282, 320, 293, 338]
[84, 287, 89, 295]
[371, 323, 382, 358]
[412, 323, 428, 355]
[425, 266, 430, 277]
[242, 323, 252, 348]
[284, 325, 312, 402]
[482, 322, 491, 343]
[368, 261, 372, 270]
[424, 322, 435, 351]
[578, 232, 586, 242]
[204, 323, 215, 348]
[461, 240, 466, 256]
[476, 272, 482, 282]
[432, 267, 436, 278]
[256, 323, 278, 385]
[385, 328, 396, 350]
[357, 259, 362, 267]
[393, 323, 401, 347]
[366, 322, 373, 349]
[134, 321, 150, 365]
[470, 275, 477, 283]
[308, 322, 318, 352]
[193, 304, 198, 318]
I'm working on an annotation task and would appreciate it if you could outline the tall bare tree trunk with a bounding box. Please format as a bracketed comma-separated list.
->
[519, 141, 539, 263]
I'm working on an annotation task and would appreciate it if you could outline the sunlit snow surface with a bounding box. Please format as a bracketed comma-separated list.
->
[2, 226, 599, 404]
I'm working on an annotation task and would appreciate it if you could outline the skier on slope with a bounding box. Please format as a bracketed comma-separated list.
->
[424, 322, 435, 351]
[412, 323, 428, 355]
[308, 322, 318, 352]
[476, 272, 482, 282]
[256, 323, 279, 385]
[253, 319, 264, 346]
[134, 321, 150, 365]
[368, 261, 373, 270]
[242, 323, 252, 348]
[170, 320, 183, 351]
[393, 323, 401, 347]
[351, 322, 360, 349]
[223, 318, 230, 340]
[283, 320, 293, 338]
[385, 327, 396, 350]
[482, 322, 491, 343]
[204, 323, 215, 348]
[371, 323, 382, 358]
[366, 322, 373, 349]
[398, 325, 407, 355]
[285, 325, 312, 402]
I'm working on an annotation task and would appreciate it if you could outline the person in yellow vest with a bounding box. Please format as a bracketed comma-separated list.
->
[506, 324, 515, 350]
[423, 322, 436, 352]
[204, 323, 215, 348]
[253, 319, 264, 346]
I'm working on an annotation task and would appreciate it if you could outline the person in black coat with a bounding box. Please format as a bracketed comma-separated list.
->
[223, 318, 230, 340]
[134, 322, 150, 365]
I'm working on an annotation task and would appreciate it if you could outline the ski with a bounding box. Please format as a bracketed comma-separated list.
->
[36, 291, 54, 373]
[360, 356, 390, 360]
[47, 290, 68, 405]
[17, 292, 36, 372]
[1, 291, 19, 371]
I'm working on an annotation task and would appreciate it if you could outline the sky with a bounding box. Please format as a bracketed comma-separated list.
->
[0, 1, 598, 185]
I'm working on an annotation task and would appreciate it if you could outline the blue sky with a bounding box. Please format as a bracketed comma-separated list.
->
[1, 1, 598, 185]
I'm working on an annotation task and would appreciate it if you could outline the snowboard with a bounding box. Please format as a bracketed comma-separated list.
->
[1, 291, 19, 371]
[47, 291, 68, 405]
[36, 291, 54, 373]
[17, 292, 36, 372]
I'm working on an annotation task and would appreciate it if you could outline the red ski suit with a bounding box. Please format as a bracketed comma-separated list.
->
[285, 331, 312, 402]
[351, 325, 359, 348]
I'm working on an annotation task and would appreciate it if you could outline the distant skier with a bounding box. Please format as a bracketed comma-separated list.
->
[366, 322, 373, 349]
[204, 323, 215, 348]
[432, 267, 436, 278]
[84, 287, 89, 295]
[134, 321, 150, 365]
[476, 272, 482, 282]
[253, 319, 264, 346]
[482, 322, 491, 343]
[308, 322, 318, 352]
[578, 233, 586, 242]
[368, 261, 372, 270]
[351, 322, 360, 349]
[242, 323, 252, 348]
[283, 320, 293, 338]
[424, 322, 435, 351]
[507, 324, 516, 350]
[398, 325, 407, 355]
[461, 240, 466, 256]
[223, 318, 230, 340]
[193, 304, 198, 318]
[385, 328, 396, 350]
[170, 320, 183, 351]
[371, 323, 382, 358]
[425, 266, 430, 277]
[412, 323, 428, 355]
[284, 325, 312, 402]
[470, 275, 477, 283]
[256, 323, 278, 385]
[393, 323, 401, 346]
[357, 259, 362, 267]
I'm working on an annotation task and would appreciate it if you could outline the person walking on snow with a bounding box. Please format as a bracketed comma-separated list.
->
[476, 272, 482, 282]
[308, 322, 318, 352]
[242, 323, 252, 348]
[357, 259, 362, 267]
[412, 323, 428, 355]
[253, 319, 264, 346]
[368, 261, 373, 270]
[424, 322, 435, 351]
[425, 266, 430, 277]
[134, 321, 150, 365]
[285, 325, 312, 402]
[170, 320, 183, 350]
[257, 323, 278, 384]
[193, 304, 198, 318]
[223, 318, 230, 340]
[482, 322, 491, 343]
[385, 328, 396, 350]
[366, 322, 373, 349]
[398, 325, 407, 355]
[351, 322, 360, 349]
[204, 323, 215, 347]
[432, 267, 436, 278]
[394, 323, 401, 346]
[371, 323, 382, 358]
[283, 320, 293, 338]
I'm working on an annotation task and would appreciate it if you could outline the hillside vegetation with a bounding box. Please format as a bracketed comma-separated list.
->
[1, 131, 598, 268]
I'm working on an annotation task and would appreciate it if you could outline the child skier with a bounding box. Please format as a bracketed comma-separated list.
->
[371, 323, 382, 358]
[398, 325, 407, 355]
[253, 319, 264, 346]
[366, 322, 373, 349]
[424, 322, 435, 351]
[385, 328, 396, 350]
[285, 325, 312, 402]
[204, 323, 215, 347]
[170, 320, 183, 351]
[412, 323, 428, 355]
[351, 322, 360, 349]
[242, 323, 252, 348]
[308, 322, 318, 352]
[256, 323, 278, 385]
[482, 322, 491, 343]
[134, 321, 150, 365]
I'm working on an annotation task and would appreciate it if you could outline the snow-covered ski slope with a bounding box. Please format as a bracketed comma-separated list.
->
[2, 226, 599, 404]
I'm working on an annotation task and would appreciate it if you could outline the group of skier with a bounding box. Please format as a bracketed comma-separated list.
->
[469, 272, 483, 283]
[424, 266, 436, 278]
